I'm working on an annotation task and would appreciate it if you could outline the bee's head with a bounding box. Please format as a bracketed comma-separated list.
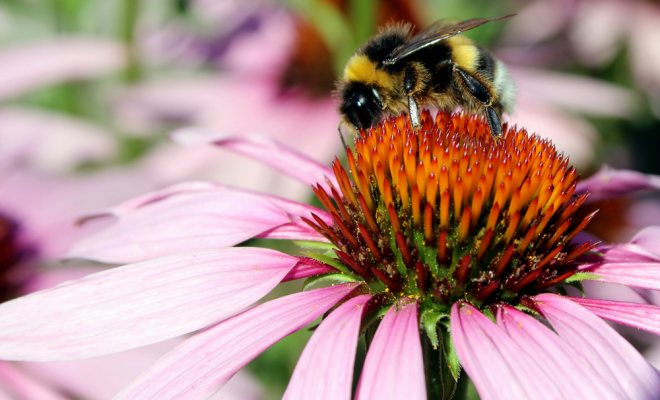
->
[339, 81, 384, 130]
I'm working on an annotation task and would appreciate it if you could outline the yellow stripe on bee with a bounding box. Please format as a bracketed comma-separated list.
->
[447, 36, 479, 72]
[343, 54, 395, 89]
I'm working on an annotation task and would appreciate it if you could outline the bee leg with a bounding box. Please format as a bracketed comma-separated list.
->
[454, 67, 502, 137]
[485, 107, 502, 137]
[403, 63, 427, 130]
[408, 96, 421, 130]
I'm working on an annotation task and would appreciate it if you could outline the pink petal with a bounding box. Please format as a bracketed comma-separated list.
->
[0, 106, 117, 172]
[512, 67, 638, 118]
[500, 0, 572, 44]
[594, 243, 660, 264]
[569, 0, 628, 66]
[506, 101, 597, 169]
[631, 227, 660, 259]
[0, 168, 164, 259]
[356, 302, 426, 400]
[630, 3, 660, 89]
[584, 262, 660, 290]
[497, 306, 616, 398]
[22, 266, 102, 293]
[21, 341, 264, 400]
[284, 295, 370, 400]
[534, 294, 660, 399]
[282, 258, 335, 282]
[69, 183, 326, 263]
[19, 340, 181, 400]
[173, 129, 338, 192]
[576, 165, 660, 202]
[258, 223, 327, 242]
[0, 38, 124, 100]
[0, 361, 65, 400]
[450, 304, 560, 400]
[568, 297, 660, 335]
[116, 283, 358, 399]
[0, 248, 298, 361]
[219, 10, 295, 79]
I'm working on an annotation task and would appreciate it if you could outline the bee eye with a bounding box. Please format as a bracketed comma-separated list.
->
[371, 88, 384, 108]
[340, 82, 383, 130]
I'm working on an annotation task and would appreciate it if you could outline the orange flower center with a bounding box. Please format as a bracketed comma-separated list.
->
[306, 112, 596, 307]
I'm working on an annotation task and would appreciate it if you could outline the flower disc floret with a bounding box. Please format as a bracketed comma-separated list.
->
[306, 112, 596, 309]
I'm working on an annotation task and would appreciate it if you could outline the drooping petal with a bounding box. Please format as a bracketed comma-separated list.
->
[576, 166, 660, 202]
[534, 294, 660, 399]
[568, 297, 660, 335]
[593, 244, 660, 264]
[68, 183, 327, 263]
[356, 302, 426, 400]
[173, 129, 338, 192]
[631, 226, 660, 259]
[116, 283, 358, 400]
[258, 223, 327, 242]
[584, 262, 660, 290]
[451, 303, 561, 400]
[0, 361, 65, 400]
[0, 248, 298, 361]
[284, 294, 370, 400]
[282, 258, 335, 282]
[497, 306, 616, 398]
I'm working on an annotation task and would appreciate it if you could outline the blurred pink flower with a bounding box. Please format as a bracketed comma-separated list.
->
[0, 37, 125, 101]
[0, 107, 117, 173]
[0, 113, 658, 398]
[114, 4, 339, 190]
[504, 0, 660, 111]
[504, 66, 640, 169]
[0, 105, 267, 398]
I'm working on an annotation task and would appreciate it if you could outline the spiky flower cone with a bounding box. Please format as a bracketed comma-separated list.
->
[307, 111, 596, 310]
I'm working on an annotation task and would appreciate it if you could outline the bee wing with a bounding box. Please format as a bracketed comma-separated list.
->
[383, 14, 515, 65]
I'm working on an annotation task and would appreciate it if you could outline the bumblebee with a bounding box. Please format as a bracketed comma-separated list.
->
[338, 15, 515, 136]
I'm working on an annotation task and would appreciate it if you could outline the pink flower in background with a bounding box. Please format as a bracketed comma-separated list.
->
[0, 37, 128, 173]
[0, 114, 265, 398]
[0, 112, 658, 398]
[501, 64, 640, 170]
[502, 0, 660, 114]
[113, 3, 340, 200]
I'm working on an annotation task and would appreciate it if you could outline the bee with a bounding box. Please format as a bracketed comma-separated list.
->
[338, 15, 515, 137]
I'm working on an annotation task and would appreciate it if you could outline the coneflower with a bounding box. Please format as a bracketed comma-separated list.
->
[0, 112, 658, 399]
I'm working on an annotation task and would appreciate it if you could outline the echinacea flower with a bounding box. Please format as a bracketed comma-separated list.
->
[1, 112, 660, 399]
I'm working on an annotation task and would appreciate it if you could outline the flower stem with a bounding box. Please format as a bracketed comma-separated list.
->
[422, 332, 458, 399]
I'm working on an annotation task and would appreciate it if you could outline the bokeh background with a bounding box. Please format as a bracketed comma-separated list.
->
[1, 0, 659, 398]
